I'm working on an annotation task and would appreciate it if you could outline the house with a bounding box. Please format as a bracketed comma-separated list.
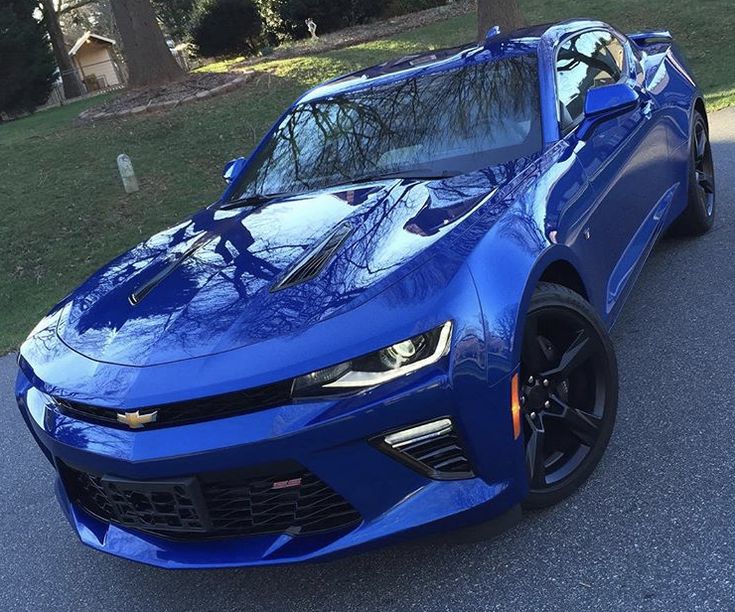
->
[69, 32, 124, 92]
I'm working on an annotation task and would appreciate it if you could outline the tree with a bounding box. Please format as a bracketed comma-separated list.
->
[152, 0, 196, 41]
[59, 0, 117, 42]
[476, 0, 524, 41]
[191, 0, 262, 58]
[38, 0, 91, 99]
[110, 0, 184, 87]
[0, 0, 56, 116]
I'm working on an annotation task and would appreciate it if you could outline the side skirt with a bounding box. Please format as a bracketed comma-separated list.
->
[605, 183, 679, 320]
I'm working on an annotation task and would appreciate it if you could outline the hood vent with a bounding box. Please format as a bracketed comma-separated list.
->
[129, 231, 216, 306]
[272, 222, 353, 291]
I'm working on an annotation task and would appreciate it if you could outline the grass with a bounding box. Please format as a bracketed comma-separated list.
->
[0, 94, 114, 145]
[523, 0, 735, 109]
[0, 1, 733, 353]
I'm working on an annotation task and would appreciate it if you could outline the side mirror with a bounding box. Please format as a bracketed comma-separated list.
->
[223, 157, 247, 184]
[584, 82, 640, 118]
[578, 83, 640, 140]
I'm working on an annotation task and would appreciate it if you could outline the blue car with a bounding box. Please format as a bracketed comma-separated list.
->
[16, 19, 715, 568]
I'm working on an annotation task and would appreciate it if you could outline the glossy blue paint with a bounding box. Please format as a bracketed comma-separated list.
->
[583, 82, 640, 118]
[222, 156, 247, 183]
[483, 25, 502, 46]
[16, 19, 702, 568]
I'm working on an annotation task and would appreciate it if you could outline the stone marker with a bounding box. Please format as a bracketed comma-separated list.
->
[117, 153, 139, 194]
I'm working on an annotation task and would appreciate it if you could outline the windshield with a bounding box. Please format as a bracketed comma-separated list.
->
[232, 55, 541, 201]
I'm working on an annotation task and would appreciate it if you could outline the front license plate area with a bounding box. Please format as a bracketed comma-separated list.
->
[101, 475, 210, 533]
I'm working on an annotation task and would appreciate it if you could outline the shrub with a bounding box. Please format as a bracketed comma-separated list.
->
[259, 0, 387, 41]
[191, 0, 263, 58]
[253, 0, 289, 43]
[0, 0, 55, 117]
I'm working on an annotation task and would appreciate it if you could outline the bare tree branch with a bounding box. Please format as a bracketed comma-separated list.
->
[58, 0, 98, 16]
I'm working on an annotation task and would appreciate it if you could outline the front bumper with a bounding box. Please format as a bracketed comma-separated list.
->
[16, 362, 526, 569]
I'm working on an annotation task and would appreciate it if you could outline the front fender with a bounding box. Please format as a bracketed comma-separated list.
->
[466, 215, 591, 381]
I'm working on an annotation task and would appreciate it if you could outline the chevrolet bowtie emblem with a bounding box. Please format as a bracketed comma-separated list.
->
[117, 410, 158, 429]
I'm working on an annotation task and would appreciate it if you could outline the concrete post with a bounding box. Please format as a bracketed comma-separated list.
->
[117, 154, 139, 194]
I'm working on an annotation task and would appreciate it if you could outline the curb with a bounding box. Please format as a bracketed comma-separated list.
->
[77, 73, 254, 123]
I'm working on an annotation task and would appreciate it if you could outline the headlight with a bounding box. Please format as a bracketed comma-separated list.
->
[292, 321, 453, 397]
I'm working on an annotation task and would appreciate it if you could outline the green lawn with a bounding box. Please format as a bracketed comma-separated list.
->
[524, 0, 734, 109]
[0, 0, 733, 353]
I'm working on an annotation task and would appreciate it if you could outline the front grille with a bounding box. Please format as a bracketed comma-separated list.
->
[53, 379, 293, 429]
[59, 462, 361, 540]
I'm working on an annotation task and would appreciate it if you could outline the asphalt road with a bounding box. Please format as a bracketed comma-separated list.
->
[2, 108, 734, 612]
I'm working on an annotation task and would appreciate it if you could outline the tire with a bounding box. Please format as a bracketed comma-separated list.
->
[519, 282, 618, 509]
[670, 109, 716, 236]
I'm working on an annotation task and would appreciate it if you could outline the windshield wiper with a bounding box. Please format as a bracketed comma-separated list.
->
[220, 172, 457, 209]
[219, 191, 294, 210]
[329, 170, 458, 188]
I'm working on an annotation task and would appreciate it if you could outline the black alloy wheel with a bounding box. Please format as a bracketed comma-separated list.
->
[693, 114, 716, 217]
[520, 283, 618, 509]
[671, 109, 716, 236]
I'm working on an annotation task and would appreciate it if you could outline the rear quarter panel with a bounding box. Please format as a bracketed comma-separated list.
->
[633, 35, 701, 226]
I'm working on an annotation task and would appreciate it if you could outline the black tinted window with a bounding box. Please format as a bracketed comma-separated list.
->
[556, 30, 626, 130]
[233, 55, 542, 200]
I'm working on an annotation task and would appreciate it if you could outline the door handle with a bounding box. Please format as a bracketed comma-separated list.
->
[642, 100, 654, 119]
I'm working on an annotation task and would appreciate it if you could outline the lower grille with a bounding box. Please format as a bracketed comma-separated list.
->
[375, 418, 474, 480]
[60, 462, 361, 540]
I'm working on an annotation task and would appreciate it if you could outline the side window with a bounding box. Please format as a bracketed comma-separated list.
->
[556, 30, 627, 131]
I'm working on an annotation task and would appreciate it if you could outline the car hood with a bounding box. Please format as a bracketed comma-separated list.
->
[56, 169, 520, 367]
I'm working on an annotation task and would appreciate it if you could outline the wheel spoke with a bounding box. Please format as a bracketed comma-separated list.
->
[525, 422, 546, 488]
[522, 313, 546, 373]
[541, 329, 592, 382]
[697, 171, 715, 194]
[537, 336, 557, 364]
[547, 395, 602, 447]
[695, 127, 707, 162]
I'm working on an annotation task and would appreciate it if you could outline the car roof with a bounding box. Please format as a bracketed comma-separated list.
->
[297, 19, 615, 105]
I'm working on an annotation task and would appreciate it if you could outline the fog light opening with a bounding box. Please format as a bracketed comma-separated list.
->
[383, 418, 453, 448]
[377, 418, 474, 480]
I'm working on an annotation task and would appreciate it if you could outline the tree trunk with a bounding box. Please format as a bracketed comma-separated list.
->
[40, 0, 85, 99]
[110, 0, 184, 88]
[476, 0, 525, 41]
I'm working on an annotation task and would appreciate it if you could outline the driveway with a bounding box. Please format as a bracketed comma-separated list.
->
[1, 108, 734, 612]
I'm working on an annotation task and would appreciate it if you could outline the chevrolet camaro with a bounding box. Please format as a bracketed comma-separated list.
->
[16, 19, 715, 568]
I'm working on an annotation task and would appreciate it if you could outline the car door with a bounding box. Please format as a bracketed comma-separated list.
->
[554, 29, 673, 320]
